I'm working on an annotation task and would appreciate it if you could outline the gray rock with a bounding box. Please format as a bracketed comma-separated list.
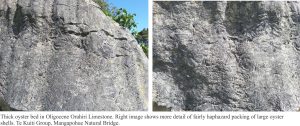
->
[0, 0, 148, 111]
[153, 1, 300, 111]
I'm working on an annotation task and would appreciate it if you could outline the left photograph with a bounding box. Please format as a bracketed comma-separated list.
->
[0, 0, 148, 111]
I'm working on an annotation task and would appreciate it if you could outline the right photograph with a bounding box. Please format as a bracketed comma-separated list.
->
[153, 1, 300, 111]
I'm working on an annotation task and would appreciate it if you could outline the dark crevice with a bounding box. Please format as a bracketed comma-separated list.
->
[115, 54, 128, 57]
[12, 4, 36, 36]
[66, 30, 97, 37]
[56, 3, 74, 7]
[66, 22, 84, 25]
[101, 29, 128, 40]
[101, 29, 114, 37]
[12, 4, 25, 35]
[81, 39, 89, 52]
[36, 16, 47, 18]
[5, 7, 10, 21]
[50, 0, 63, 39]
[114, 37, 127, 41]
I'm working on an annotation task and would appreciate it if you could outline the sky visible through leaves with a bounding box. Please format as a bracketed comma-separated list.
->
[107, 0, 148, 31]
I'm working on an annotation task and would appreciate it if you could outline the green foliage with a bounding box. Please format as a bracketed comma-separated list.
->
[135, 28, 148, 44]
[93, 0, 137, 32]
[93, 0, 148, 56]
[135, 28, 148, 57]
[113, 8, 137, 32]
[92, 0, 117, 17]
[93, 0, 111, 15]
[140, 43, 148, 57]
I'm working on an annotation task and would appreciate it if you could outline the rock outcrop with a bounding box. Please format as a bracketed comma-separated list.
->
[153, 1, 300, 111]
[0, 0, 148, 111]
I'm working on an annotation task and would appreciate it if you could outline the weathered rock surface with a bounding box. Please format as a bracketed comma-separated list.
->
[153, 1, 300, 111]
[0, 0, 148, 111]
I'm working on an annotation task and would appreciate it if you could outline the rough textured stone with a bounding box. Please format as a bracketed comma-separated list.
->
[0, 0, 148, 111]
[153, 1, 300, 111]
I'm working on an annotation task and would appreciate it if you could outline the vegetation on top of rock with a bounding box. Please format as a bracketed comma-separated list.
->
[93, 0, 137, 32]
[92, 0, 115, 16]
[113, 8, 137, 32]
[135, 28, 148, 57]
[93, 0, 148, 56]
[135, 28, 148, 45]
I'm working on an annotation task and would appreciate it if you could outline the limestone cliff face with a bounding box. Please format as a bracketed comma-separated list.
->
[153, 1, 300, 111]
[0, 0, 148, 111]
